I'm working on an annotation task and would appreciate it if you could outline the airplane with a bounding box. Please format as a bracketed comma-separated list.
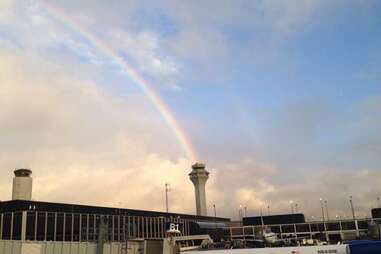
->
[249, 210, 308, 247]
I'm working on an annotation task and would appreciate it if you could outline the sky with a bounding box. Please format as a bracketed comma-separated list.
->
[0, 0, 380, 220]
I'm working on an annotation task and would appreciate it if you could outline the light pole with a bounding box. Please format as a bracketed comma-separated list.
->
[377, 197, 380, 208]
[295, 203, 298, 213]
[320, 198, 325, 221]
[244, 206, 247, 218]
[165, 183, 170, 213]
[349, 196, 356, 220]
[213, 204, 217, 228]
[239, 205, 243, 225]
[290, 200, 294, 214]
[267, 205, 270, 216]
[324, 200, 330, 221]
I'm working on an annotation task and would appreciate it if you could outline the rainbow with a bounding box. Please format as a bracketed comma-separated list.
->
[37, 1, 197, 162]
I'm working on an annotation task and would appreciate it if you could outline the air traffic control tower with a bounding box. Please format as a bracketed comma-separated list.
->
[12, 169, 33, 200]
[189, 162, 209, 216]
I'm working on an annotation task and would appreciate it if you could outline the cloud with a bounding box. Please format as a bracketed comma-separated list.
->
[261, 1, 328, 37]
[32, 155, 193, 212]
[107, 28, 180, 87]
[1, 48, 380, 219]
[18, 0, 375, 89]
[205, 159, 277, 218]
[1, 0, 380, 221]
[0, 48, 193, 213]
[22, 0, 332, 87]
[0, 1, 104, 69]
[0, 0, 13, 12]
[0, 1, 193, 214]
[267, 169, 381, 219]
[206, 159, 381, 219]
[29, 1, 182, 89]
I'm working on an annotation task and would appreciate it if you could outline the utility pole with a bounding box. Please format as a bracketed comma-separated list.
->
[320, 198, 325, 221]
[324, 200, 330, 221]
[165, 183, 170, 213]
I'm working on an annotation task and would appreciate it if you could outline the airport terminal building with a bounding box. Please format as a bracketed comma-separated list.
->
[0, 168, 229, 242]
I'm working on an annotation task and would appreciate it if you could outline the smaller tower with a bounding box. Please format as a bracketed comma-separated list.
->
[189, 163, 209, 216]
[12, 169, 33, 200]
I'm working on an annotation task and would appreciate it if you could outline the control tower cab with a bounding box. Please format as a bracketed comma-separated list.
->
[189, 163, 209, 216]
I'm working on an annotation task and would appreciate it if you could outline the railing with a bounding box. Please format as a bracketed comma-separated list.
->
[230, 218, 381, 242]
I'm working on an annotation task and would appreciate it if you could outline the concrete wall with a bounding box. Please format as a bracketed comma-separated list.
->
[12, 177, 32, 201]
[0, 240, 124, 254]
[0, 240, 22, 254]
[186, 245, 349, 254]
[144, 240, 163, 254]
